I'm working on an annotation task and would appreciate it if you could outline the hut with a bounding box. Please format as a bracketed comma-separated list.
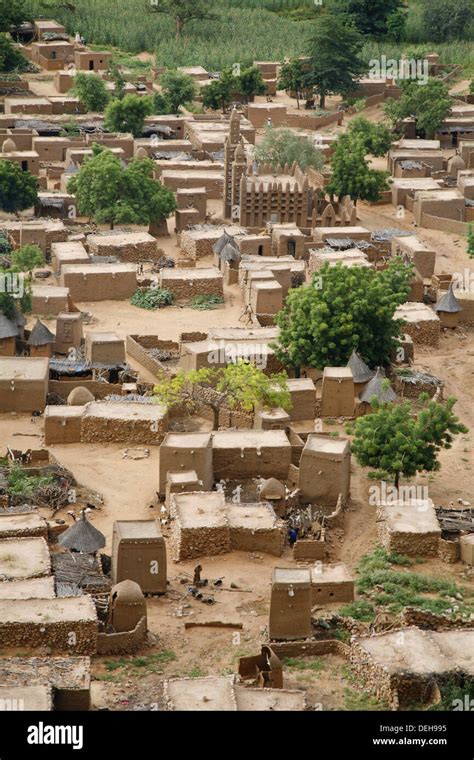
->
[58, 509, 106, 554]
[269, 568, 312, 641]
[434, 283, 463, 328]
[27, 319, 55, 358]
[346, 350, 374, 397]
[0, 312, 19, 356]
[359, 368, 397, 412]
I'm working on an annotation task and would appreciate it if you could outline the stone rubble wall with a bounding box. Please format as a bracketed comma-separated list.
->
[160, 274, 223, 301]
[81, 412, 168, 445]
[0, 619, 97, 655]
[88, 239, 160, 263]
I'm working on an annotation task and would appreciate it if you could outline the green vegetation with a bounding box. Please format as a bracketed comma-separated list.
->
[328, 131, 390, 203]
[104, 93, 153, 137]
[339, 600, 376, 622]
[384, 79, 452, 139]
[346, 116, 393, 157]
[254, 127, 324, 172]
[103, 651, 176, 676]
[159, 70, 197, 114]
[305, 13, 366, 108]
[0, 160, 38, 215]
[328, 0, 406, 39]
[7, 465, 53, 497]
[278, 58, 306, 108]
[10, 244, 44, 274]
[130, 288, 173, 310]
[273, 259, 412, 373]
[426, 676, 474, 712]
[69, 146, 176, 229]
[349, 394, 468, 488]
[72, 73, 109, 113]
[344, 688, 389, 711]
[153, 361, 292, 429]
[201, 69, 237, 113]
[189, 294, 224, 310]
[0, 33, 29, 72]
[186, 666, 206, 678]
[0, 0, 29, 33]
[468, 226, 474, 259]
[283, 657, 325, 672]
[352, 548, 474, 620]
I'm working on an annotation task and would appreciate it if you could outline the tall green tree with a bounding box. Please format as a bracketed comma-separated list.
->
[0, 160, 38, 215]
[384, 79, 452, 139]
[68, 145, 176, 229]
[148, 0, 215, 40]
[202, 69, 237, 113]
[349, 395, 468, 488]
[305, 13, 365, 109]
[237, 66, 266, 104]
[153, 361, 291, 430]
[0, 34, 29, 72]
[346, 116, 393, 156]
[278, 58, 306, 109]
[159, 70, 196, 114]
[0, 0, 28, 33]
[327, 133, 389, 203]
[254, 127, 324, 171]
[104, 93, 153, 137]
[73, 73, 109, 113]
[273, 260, 412, 374]
[329, 0, 406, 38]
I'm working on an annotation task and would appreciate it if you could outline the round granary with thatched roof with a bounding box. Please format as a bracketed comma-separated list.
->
[67, 387, 95, 406]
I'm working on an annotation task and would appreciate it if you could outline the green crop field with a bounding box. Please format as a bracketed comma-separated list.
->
[23, 0, 474, 74]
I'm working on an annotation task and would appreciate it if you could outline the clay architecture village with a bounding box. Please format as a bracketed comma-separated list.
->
[0, 12, 473, 716]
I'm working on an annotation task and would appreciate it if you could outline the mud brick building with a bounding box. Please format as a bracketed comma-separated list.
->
[81, 402, 168, 445]
[376, 498, 441, 557]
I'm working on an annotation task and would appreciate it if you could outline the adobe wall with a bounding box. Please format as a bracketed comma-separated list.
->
[229, 523, 285, 556]
[81, 409, 168, 445]
[293, 537, 325, 561]
[49, 380, 123, 401]
[60, 268, 137, 301]
[159, 271, 224, 300]
[87, 237, 159, 263]
[125, 335, 178, 380]
[285, 111, 343, 130]
[96, 616, 147, 655]
[399, 319, 440, 348]
[0, 379, 47, 413]
[161, 171, 223, 199]
[311, 578, 354, 605]
[271, 639, 350, 658]
[420, 213, 467, 234]
[212, 441, 291, 480]
[44, 408, 83, 445]
[158, 439, 213, 495]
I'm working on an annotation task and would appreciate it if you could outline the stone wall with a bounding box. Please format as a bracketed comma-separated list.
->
[376, 509, 439, 557]
[401, 607, 474, 630]
[171, 520, 231, 561]
[229, 522, 285, 556]
[81, 407, 168, 445]
[159, 270, 224, 301]
[400, 319, 440, 348]
[87, 236, 160, 263]
[437, 537, 460, 563]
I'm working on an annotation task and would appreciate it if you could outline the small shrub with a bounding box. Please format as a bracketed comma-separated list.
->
[130, 287, 173, 310]
[189, 294, 224, 310]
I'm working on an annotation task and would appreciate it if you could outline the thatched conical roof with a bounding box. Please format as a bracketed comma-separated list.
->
[347, 350, 374, 383]
[434, 283, 462, 314]
[360, 367, 397, 404]
[58, 511, 106, 554]
[0, 313, 19, 340]
[27, 319, 55, 346]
